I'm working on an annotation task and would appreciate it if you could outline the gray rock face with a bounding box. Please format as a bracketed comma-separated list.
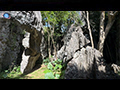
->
[0, 11, 43, 32]
[11, 11, 43, 73]
[0, 11, 43, 73]
[64, 46, 104, 79]
[57, 24, 90, 63]
[20, 28, 42, 73]
[56, 24, 120, 79]
[0, 18, 24, 71]
[65, 46, 120, 79]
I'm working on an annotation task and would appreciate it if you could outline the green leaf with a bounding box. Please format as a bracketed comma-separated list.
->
[5, 70, 8, 73]
[47, 62, 53, 70]
[13, 66, 17, 71]
[58, 65, 62, 69]
[57, 59, 62, 63]
[55, 73, 60, 79]
[10, 71, 15, 74]
[17, 66, 20, 72]
[54, 66, 58, 71]
[43, 57, 50, 65]
[52, 61, 57, 65]
[45, 72, 55, 79]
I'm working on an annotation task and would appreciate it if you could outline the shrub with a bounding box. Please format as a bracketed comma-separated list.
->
[43, 57, 50, 65]
[43, 58, 65, 79]
[0, 65, 21, 79]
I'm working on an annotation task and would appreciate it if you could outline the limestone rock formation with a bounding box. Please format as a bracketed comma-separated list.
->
[0, 18, 24, 72]
[0, 11, 44, 73]
[10, 11, 43, 74]
[64, 46, 120, 79]
[56, 24, 120, 79]
[57, 24, 90, 63]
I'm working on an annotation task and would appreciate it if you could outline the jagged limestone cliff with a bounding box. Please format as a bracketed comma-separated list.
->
[0, 11, 45, 73]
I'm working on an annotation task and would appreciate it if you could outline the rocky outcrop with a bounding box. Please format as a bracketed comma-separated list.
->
[64, 46, 120, 79]
[0, 11, 44, 73]
[57, 24, 120, 79]
[20, 28, 42, 73]
[10, 11, 43, 74]
[0, 19, 24, 72]
[64, 46, 102, 79]
[57, 24, 90, 63]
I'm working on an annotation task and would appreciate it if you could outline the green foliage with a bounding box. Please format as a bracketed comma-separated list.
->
[43, 57, 65, 79]
[47, 62, 53, 70]
[41, 11, 82, 54]
[41, 11, 81, 33]
[43, 57, 50, 65]
[0, 65, 21, 79]
[55, 73, 60, 79]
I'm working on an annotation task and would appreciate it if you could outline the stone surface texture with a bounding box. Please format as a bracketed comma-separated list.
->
[0, 11, 44, 73]
[56, 24, 120, 79]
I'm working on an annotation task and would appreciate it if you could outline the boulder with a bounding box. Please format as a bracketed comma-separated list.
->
[64, 46, 103, 79]
[56, 24, 120, 79]
[0, 18, 24, 72]
[0, 11, 44, 73]
[64, 46, 120, 79]
[10, 11, 43, 73]
[57, 24, 90, 63]
[64, 46, 98, 79]
[20, 28, 42, 73]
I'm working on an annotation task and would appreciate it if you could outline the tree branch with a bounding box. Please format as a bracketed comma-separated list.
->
[97, 11, 105, 53]
[86, 11, 94, 48]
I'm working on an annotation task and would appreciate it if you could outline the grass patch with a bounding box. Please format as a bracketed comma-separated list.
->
[26, 64, 47, 79]
[0, 57, 65, 79]
[0, 64, 48, 79]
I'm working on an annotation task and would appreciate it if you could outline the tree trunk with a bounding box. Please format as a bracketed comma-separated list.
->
[105, 20, 115, 37]
[86, 11, 94, 48]
[50, 26, 57, 60]
[97, 11, 105, 54]
[97, 11, 118, 54]
[48, 34, 51, 59]
[47, 21, 51, 59]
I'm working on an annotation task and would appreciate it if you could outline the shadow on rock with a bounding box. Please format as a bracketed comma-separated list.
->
[64, 53, 120, 79]
[22, 56, 43, 75]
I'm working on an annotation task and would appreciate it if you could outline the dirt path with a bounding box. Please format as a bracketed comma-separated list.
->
[22, 64, 47, 79]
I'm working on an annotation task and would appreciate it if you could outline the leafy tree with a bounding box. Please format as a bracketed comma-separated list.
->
[41, 11, 82, 60]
